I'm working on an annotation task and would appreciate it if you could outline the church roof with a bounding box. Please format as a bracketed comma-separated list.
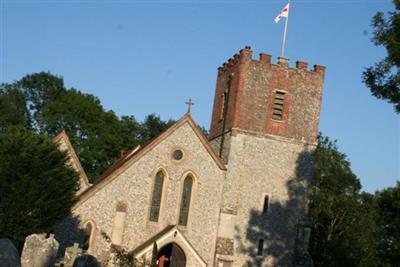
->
[73, 114, 226, 210]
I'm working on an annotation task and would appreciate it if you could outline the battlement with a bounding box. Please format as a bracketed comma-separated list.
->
[210, 47, 325, 144]
[217, 46, 325, 76]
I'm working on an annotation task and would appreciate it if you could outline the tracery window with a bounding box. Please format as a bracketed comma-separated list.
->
[149, 171, 164, 222]
[178, 175, 193, 226]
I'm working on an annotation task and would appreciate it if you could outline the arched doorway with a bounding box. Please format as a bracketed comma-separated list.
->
[157, 243, 186, 267]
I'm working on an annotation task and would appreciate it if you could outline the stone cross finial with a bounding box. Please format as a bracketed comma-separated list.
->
[185, 98, 194, 114]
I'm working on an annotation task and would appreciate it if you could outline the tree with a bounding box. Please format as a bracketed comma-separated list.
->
[375, 182, 400, 266]
[37, 88, 141, 181]
[363, 0, 400, 113]
[138, 114, 175, 144]
[0, 72, 176, 182]
[309, 135, 378, 266]
[0, 127, 79, 250]
[0, 73, 140, 182]
[0, 85, 31, 131]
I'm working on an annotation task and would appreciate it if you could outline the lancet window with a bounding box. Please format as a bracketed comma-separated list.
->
[149, 171, 165, 222]
[257, 239, 264, 256]
[81, 221, 95, 253]
[178, 175, 193, 226]
[263, 195, 269, 214]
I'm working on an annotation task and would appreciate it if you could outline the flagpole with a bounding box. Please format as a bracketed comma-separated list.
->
[281, 1, 290, 58]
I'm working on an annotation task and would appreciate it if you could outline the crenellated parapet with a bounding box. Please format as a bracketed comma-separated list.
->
[210, 47, 325, 144]
[217, 46, 325, 77]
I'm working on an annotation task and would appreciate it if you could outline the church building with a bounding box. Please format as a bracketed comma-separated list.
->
[56, 47, 325, 267]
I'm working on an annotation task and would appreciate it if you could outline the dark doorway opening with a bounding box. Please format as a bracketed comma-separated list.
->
[157, 243, 186, 267]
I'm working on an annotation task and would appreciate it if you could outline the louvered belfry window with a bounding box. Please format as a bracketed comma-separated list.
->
[149, 171, 164, 222]
[272, 91, 286, 121]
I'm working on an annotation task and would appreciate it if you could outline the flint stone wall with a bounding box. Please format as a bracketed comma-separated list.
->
[213, 131, 315, 267]
[57, 122, 226, 266]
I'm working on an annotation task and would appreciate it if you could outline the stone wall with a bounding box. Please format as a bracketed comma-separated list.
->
[219, 131, 316, 267]
[57, 121, 226, 266]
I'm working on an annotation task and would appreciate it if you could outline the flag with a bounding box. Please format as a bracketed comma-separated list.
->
[274, 3, 290, 23]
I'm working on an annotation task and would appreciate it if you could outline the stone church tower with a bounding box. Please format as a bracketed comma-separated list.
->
[209, 47, 325, 266]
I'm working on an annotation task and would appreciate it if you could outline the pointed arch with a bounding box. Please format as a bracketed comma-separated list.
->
[178, 173, 195, 226]
[263, 195, 269, 214]
[157, 242, 186, 267]
[81, 220, 96, 255]
[149, 168, 167, 222]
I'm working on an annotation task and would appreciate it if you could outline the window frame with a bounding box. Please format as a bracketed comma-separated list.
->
[262, 195, 269, 214]
[177, 172, 195, 227]
[81, 220, 96, 255]
[271, 90, 287, 121]
[257, 238, 264, 256]
[148, 169, 167, 222]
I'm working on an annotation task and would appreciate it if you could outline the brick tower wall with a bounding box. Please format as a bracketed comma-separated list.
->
[209, 47, 325, 146]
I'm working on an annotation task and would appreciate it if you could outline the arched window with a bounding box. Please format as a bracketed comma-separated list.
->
[149, 171, 165, 222]
[178, 175, 193, 226]
[257, 239, 264, 256]
[263, 195, 269, 214]
[81, 221, 95, 253]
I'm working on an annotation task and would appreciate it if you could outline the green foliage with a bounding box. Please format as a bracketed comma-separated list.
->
[0, 72, 176, 182]
[139, 114, 175, 144]
[19, 72, 66, 127]
[101, 231, 152, 267]
[309, 135, 378, 267]
[0, 127, 79, 249]
[0, 85, 31, 131]
[196, 124, 209, 137]
[310, 136, 399, 266]
[38, 88, 140, 181]
[363, 0, 400, 113]
[375, 182, 400, 266]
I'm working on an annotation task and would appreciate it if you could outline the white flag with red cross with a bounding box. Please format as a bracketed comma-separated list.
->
[274, 3, 290, 23]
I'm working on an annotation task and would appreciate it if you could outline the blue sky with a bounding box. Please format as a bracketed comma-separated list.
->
[1, 0, 398, 192]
